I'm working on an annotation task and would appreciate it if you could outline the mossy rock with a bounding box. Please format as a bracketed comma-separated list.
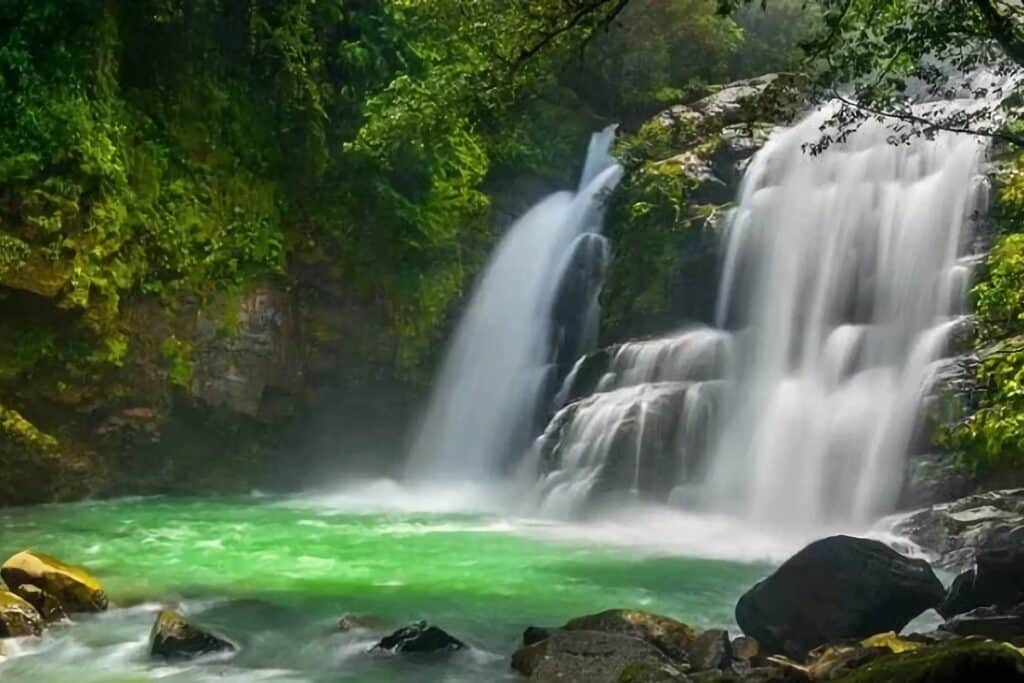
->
[1, 551, 108, 614]
[618, 661, 689, 682]
[0, 590, 43, 638]
[835, 639, 1024, 682]
[563, 609, 700, 666]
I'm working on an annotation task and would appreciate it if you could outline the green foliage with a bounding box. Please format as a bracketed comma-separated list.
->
[944, 152, 1024, 474]
[602, 120, 700, 336]
[159, 336, 194, 389]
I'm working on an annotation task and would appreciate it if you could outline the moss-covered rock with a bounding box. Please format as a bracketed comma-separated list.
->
[512, 630, 682, 683]
[1, 551, 108, 614]
[834, 639, 1024, 683]
[562, 609, 700, 666]
[0, 590, 43, 638]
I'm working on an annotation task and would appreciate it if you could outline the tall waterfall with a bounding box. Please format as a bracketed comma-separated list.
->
[406, 127, 623, 482]
[534, 103, 990, 529]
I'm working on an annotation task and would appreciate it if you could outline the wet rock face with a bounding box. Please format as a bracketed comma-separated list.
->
[1, 550, 108, 614]
[735, 536, 945, 660]
[150, 609, 237, 660]
[0, 590, 43, 638]
[373, 621, 466, 655]
[191, 287, 303, 421]
[892, 488, 1024, 571]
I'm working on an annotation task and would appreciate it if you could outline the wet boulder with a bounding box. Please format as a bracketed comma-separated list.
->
[12, 584, 68, 623]
[373, 621, 465, 654]
[735, 536, 945, 659]
[512, 629, 682, 683]
[0, 590, 42, 638]
[150, 609, 237, 660]
[1, 551, 108, 614]
[941, 604, 1024, 645]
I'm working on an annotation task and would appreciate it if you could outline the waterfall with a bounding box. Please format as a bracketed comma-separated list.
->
[534, 101, 990, 528]
[406, 127, 623, 482]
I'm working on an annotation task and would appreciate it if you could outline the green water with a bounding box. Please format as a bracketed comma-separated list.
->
[0, 493, 772, 682]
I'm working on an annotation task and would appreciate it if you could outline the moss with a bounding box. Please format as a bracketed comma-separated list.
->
[159, 337, 194, 389]
[836, 640, 1024, 683]
[0, 406, 59, 453]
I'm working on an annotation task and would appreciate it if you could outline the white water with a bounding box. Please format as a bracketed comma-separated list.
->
[535, 102, 990, 530]
[405, 127, 623, 482]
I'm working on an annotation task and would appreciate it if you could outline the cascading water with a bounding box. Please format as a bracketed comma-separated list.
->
[534, 101, 991, 529]
[406, 127, 623, 482]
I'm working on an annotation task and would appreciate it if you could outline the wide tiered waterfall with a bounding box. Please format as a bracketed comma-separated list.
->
[533, 104, 990, 528]
[406, 127, 623, 481]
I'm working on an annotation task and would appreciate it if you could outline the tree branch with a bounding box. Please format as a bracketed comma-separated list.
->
[515, 0, 632, 67]
[829, 89, 1024, 147]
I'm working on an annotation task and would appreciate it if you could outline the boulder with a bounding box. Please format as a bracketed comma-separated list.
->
[12, 584, 68, 623]
[560, 609, 699, 667]
[688, 628, 732, 671]
[831, 639, 1024, 683]
[1, 551, 108, 614]
[618, 661, 690, 682]
[150, 609, 237, 660]
[936, 524, 1024, 617]
[0, 590, 42, 638]
[941, 605, 1024, 645]
[373, 621, 465, 654]
[735, 536, 945, 659]
[512, 630, 681, 683]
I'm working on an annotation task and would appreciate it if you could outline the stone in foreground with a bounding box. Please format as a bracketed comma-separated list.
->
[150, 609, 237, 660]
[735, 535, 944, 659]
[512, 629, 682, 683]
[374, 621, 465, 654]
[0, 590, 43, 638]
[1, 551, 108, 614]
[834, 639, 1024, 682]
[561, 609, 700, 667]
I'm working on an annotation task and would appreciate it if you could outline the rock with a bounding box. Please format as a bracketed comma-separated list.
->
[374, 621, 465, 654]
[936, 524, 1024, 617]
[512, 630, 681, 683]
[560, 609, 700, 667]
[831, 639, 1024, 682]
[1, 551, 108, 614]
[941, 605, 1024, 644]
[523, 626, 554, 646]
[12, 584, 68, 623]
[688, 628, 732, 671]
[893, 488, 1024, 571]
[805, 643, 891, 680]
[732, 636, 760, 662]
[618, 661, 690, 682]
[735, 536, 945, 659]
[899, 453, 977, 510]
[150, 609, 237, 660]
[337, 613, 390, 632]
[0, 590, 42, 638]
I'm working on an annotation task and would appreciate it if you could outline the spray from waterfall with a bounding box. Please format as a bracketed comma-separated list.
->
[405, 127, 623, 482]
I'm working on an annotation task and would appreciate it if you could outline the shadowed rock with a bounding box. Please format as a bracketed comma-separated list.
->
[374, 621, 465, 654]
[150, 609, 237, 660]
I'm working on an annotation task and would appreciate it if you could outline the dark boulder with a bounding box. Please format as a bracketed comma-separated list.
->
[374, 621, 465, 654]
[511, 629, 682, 683]
[937, 524, 1024, 617]
[12, 584, 67, 623]
[150, 609, 237, 660]
[735, 535, 945, 659]
[560, 609, 699, 667]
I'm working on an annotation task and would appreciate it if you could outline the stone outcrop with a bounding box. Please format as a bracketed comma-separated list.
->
[892, 488, 1024, 571]
[150, 609, 237, 660]
[373, 621, 466, 655]
[1, 550, 108, 614]
[735, 536, 945, 659]
[512, 630, 683, 683]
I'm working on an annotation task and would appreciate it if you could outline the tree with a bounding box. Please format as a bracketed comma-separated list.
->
[720, 0, 1024, 147]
